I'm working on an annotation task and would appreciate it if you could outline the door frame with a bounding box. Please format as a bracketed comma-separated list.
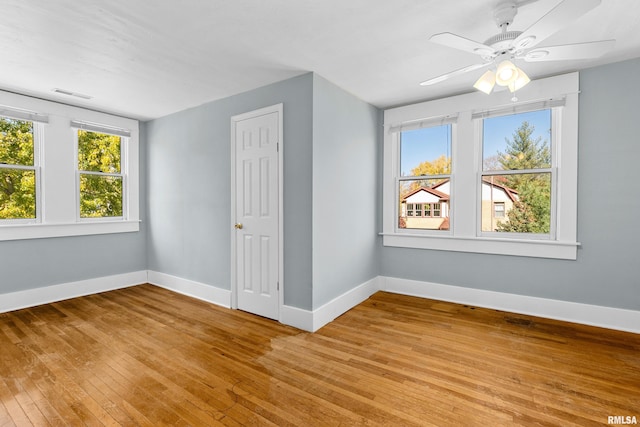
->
[230, 103, 284, 319]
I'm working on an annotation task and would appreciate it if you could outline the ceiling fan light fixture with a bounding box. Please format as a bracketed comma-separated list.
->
[474, 70, 496, 94]
[508, 68, 530, 92]
[495, 60, 519, 86]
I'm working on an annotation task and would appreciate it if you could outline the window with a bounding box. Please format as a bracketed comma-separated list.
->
[397, 123, 452, 231]
[77, 130, 124, 219]
[407, 203, 415, 216]
[0, 116, 39, 222]
[480, 109, 553, 236]
[433, 203, 441, 217]
[0, 90, 139, 241]
[383, 72, 579, 259]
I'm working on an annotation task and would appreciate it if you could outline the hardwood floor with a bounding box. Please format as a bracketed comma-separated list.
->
[0, 284, 638, 426]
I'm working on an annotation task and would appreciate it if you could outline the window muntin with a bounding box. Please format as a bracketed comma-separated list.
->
[480, 110, 553, 236]
[0, 117, 38, 221]
[398, 124, 451, 232]
[77, 130, 125, 219]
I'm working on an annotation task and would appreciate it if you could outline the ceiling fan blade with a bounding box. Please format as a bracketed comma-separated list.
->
[430, 32, 494, 57]
[522, 40, 615, 62]
[514, 0, 601, 50]
[420, 63, 489, 86]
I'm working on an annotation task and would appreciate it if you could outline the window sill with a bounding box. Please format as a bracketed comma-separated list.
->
[0, 220, 140, 241]
[381, 233, 579, 260]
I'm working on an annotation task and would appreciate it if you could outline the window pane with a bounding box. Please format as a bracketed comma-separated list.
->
[399, 179, 450, 230]
[78, 130, 121, 173]
[0, 168, 36, 219]
[0, 117, 34, 166]
[400, 125, 451, 176]
[483, 110, 551, 171]
[481, 173, 551, 233]
[79, 174, 123, 218]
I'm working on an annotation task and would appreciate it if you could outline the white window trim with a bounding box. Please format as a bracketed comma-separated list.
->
[382, 72, 579, 260]
[0, 90, 139, 241]
[73, 126, 128, 222]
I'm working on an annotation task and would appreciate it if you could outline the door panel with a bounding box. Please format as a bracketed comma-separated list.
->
[234, 110, 280, 320]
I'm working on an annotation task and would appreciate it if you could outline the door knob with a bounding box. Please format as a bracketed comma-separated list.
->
[234, 223, 243, 229]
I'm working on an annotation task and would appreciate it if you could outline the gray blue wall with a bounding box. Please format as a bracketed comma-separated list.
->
[4, 58, 638, 316]
[0, 126, 148, 294]
[380, 58, 640, 311]
[312, 75, 380, 308]
[146, 73, 314, 309]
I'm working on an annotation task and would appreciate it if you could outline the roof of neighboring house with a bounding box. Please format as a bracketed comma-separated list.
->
[481, 178, 519, 202]
[438, 217, 450, 230]
[402, 186, 449, 202]
[431, 179, 450, 191]
[430, 177, 519, 203]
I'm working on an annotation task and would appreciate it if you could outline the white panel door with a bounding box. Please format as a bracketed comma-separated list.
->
[232, 108, 280, 320]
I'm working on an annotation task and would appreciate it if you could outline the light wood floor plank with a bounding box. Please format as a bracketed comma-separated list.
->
[1, 284, 639, 426]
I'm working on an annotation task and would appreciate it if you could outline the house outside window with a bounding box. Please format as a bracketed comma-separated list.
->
[383, 72, 579, 259]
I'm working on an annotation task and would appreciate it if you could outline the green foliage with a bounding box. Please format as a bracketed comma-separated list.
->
[0, 118, 36, 219]
[407, 155, 451, 192]
[78, 131, 123, 218]
[495, 121, 551, 233]
[411, 155, 451, 176]
[498, 121, 550, 172]
[78, 130, 121, 173]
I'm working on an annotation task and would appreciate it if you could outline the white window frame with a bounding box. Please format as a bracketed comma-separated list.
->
[0, 90, 139, 241]
[394, 121, 455, 237]
[0, 115, 43, 225]
[73, 123, 128, 222]
[382, 72, 579, 260]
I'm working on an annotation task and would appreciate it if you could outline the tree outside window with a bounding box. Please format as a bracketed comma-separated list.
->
[482, 110, 552, 234]
[77, 130, 123, 218]
[0, 117, 36, 220]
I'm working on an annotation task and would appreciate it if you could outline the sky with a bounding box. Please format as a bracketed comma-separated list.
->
[400, 109, 551, 175]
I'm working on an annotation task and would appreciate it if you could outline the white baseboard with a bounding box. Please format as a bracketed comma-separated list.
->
[280, 276, 380, 332]
[147, 271, 231, 308]
[280, 304, 314, 332]
[0, 271, 147, 314]
[311, 276, 380, 332]
[5, 271, 635, 335]
[380, 276, 640, 334]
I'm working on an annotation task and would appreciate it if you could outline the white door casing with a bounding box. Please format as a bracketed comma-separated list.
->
[231, 104, 283, 320]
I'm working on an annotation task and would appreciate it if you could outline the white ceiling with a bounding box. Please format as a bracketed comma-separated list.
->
[2, 0, 639, 120]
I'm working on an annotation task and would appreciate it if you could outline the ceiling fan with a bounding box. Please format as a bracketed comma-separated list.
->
[420, 0, 615, 95]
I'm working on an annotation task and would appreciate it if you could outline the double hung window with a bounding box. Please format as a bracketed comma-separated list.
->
[0, 115, 40, 222]
[0, 90, 139, 241]
[397, 121, 453, 231]
[478, 107, 557, 236]
[74, 123, 129, 219]
[383, 72, 579, 259]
